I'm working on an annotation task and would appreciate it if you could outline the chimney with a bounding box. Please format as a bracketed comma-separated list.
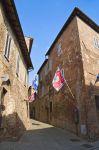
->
[25, 36, 33, 54]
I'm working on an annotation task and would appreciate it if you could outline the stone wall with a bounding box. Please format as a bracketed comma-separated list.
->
[77, 17, 99, 139]
[33, 17, 86, 135]
[32, 10, 99, 139]
[0, 4, 29, 138]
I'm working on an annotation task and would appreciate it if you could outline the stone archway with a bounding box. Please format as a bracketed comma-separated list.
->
[0, 87, 7, 132]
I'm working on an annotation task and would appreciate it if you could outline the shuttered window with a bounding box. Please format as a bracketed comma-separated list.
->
[50, 101, 52, 112]
[48, 59, 52, 71]
[4, 33, 11, 60]
[56, 43, 62, 56]
[61, 69, 64, 77]
[95, 95, 99, 110]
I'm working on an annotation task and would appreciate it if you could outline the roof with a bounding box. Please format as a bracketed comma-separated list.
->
[37, 59, 48, 74]
[1, 0, 33, 70]
[46, 7, 99, 56]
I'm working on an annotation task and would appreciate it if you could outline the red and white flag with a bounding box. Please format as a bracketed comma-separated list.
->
[28, 89, 35, 103]
[28, 93, 35, 103]
[52, 68, 65, 91]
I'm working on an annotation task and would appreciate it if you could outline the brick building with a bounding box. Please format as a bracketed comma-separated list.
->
[0, 0, 33, 138]
[33, 8, 99, 139]
[28, 86, 36, 119]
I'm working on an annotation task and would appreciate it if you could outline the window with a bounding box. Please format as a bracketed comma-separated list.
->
[41, 85, 44, 96]
[16, 55, 20, 76]
[48, 59, 52, 71]
[56, 43, 62, 56]
[4, 33, 11, 60]
[94, 37, 99, 49]
[61, 69, 64, 77]
[95, 95, 99, 110]
[50, 101, 52, 112]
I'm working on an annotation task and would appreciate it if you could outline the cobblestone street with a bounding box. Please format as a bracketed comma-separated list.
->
[0, 120, 99, 150]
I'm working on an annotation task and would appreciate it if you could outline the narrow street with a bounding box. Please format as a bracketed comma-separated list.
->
[0, 120, 99, 150]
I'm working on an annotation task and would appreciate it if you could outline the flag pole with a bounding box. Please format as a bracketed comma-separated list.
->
[65, 79, 75, 99]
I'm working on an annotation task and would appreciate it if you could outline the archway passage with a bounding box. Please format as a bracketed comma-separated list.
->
[0, 87, 7, 129]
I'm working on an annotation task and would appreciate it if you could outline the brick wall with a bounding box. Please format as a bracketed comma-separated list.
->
[77, 17, 99, 138]
[33, 17, 85, 135]
[32, 11, 99, 139]
[0, 4, 30, 138]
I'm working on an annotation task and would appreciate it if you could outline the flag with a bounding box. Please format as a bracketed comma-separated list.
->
[95, 74, 99, 84]
[28, 93, 35, 102]
[28, 89, 35, 103]
[52, 68, 65, 91]
[32, 76, 38, 92]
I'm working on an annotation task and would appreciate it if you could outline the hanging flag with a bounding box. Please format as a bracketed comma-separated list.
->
[95, 73, 99, 84]
[32, 76, 38, 92]
[28, 88, 35, 103]
[28, 93, 34, 102]
[52, 68, 65, 91]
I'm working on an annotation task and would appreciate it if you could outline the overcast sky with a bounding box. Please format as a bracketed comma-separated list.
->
[14, 0, 99, 85]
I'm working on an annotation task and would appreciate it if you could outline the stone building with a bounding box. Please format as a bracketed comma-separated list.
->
[28, 86, 36, 119]
[33, 7, 99, 139]
[0, 0, 33, 138]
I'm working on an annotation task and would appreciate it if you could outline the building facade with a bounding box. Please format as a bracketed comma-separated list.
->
[33, 8, 99, 139]
[0, 0, 33, 138]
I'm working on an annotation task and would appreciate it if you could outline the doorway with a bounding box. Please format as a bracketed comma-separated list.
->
[95, 95, 99, 127]
[0, 87, 7, 129]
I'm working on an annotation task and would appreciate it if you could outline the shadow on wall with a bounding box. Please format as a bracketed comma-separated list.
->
[85, 82, 99, 140]
[0, 112, 26, 141]
[30, 82, 99, 140]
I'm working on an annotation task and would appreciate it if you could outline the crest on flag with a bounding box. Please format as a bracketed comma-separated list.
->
[28, 88, 35, 103]
[52, 68, 65, 91]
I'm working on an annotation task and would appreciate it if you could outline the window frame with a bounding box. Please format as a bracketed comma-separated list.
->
[95, 95, 99, 110]
[41, 85, 44, 96]
[61, 68, 64, 77]
[4, 33, 12, 61]
[94, 37, 99, 49]
[56, 43, 62, 57]
[50, 101, 52, 113]
[48, 59, 52, 71]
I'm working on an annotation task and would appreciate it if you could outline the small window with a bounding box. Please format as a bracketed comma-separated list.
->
[4, 33, 11, 60]
[16, 55, 20, 76]
[41, 85, 44, 96]
[61, 69, 64, 77]
[94, 37, 99, 49]
[56, 43, 62, 56]
[95, 95, 99, 110]
[50, 101, 52, 112]
[48, 59, 52, 71]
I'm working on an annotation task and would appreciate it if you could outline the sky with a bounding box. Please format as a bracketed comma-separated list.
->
[14, 0, 99, 85]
